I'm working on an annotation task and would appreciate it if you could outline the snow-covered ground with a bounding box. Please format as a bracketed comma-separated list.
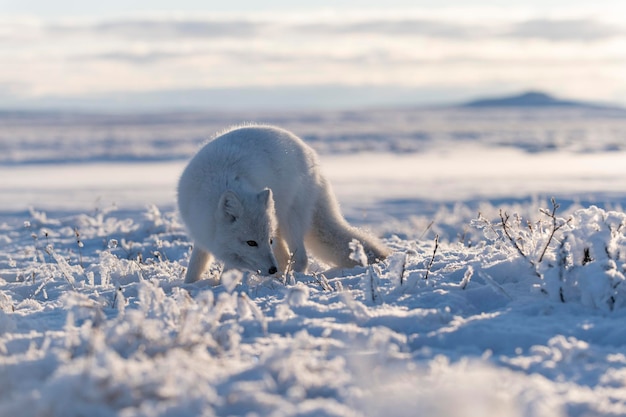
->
[1, 107, 626, 416]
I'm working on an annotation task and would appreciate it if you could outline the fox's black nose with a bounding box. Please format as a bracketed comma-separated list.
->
[268, 266, 278, 275]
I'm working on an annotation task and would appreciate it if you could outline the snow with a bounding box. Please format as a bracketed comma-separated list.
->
[1, 107, 626, 416]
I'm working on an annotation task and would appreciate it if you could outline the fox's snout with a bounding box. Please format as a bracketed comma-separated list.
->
[254, 264, 278, 276]
[253, 253, 279, 276]
[265, 252, 279, 275]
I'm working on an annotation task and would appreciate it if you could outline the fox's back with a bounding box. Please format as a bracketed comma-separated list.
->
[206, 125, 318, 174]
[178, 125, 322, 213]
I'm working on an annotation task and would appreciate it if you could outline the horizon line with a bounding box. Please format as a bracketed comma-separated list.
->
[1, 85, 623, 114]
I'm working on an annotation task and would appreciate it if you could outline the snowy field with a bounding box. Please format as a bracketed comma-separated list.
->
[2, 107, 626, 416]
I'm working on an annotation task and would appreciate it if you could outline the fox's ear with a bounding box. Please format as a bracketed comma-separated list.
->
[219, 190, 243, 222]
[257, 188, 272, 207]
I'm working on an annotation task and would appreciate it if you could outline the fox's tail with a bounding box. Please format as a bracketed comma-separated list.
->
[306, 177, 391, 268]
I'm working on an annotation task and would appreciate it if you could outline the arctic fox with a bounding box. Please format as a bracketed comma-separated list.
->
[177, 125, 390, 283]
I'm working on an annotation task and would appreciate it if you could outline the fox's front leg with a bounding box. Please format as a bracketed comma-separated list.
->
[185, 245, 213, 283]
[272, 228, 291, 275]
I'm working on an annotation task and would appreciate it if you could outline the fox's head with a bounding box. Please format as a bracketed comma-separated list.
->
[214, 188, 279, 276]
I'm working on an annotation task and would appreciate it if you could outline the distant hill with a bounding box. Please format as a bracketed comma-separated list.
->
[462, 91, 615, 109]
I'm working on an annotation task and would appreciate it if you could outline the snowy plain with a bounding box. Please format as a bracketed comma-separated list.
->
[1, 107, 626, 416]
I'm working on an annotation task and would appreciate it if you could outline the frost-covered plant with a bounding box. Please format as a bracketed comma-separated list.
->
[350, 239, 383, 304]
[472, 199, 572, 275]
[551, 206, 626, 310]
[473, 201, 626, 310]
[61, 280, 249, 361]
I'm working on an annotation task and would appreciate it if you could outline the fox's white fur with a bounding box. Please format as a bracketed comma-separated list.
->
[177, 125, 390, 283]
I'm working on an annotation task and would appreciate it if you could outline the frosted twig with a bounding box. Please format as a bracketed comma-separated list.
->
[282, 250, 297, 285]
[367, 265, 382, 304]
[43, 230, 52, 263]
[74, 227, 84, 269]
[478, 271, 513, 300]
[556, 237, 569, 302]
[313, 273, 333, 291]
[419, 220, 435, 240]
[460, 265, 473, 290]
[537, 198, 571, 263]
[46, 246, 76, 289]
[424, 234, 439, 280]
[399, 252, 407, 286]
[500, 210, 528, 260]
[500, 210, 540, 277]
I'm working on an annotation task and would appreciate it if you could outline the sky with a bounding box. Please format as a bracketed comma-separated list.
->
[1, 0, 626, 110]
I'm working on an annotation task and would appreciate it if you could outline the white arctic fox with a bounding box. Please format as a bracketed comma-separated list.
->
[177, 125, 390, 283]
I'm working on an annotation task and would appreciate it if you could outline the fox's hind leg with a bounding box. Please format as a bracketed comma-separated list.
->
[185, 245, 213, 283]
[306, 177, 390, 268]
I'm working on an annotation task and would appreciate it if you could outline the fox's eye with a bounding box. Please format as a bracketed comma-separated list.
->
[270, 238, 274, 245]
[246, 240, 258, 247]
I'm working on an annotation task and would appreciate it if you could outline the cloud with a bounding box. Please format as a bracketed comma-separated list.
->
[4, 12, 625, 105]
[0, 82, 28, 97]
[43, 15, 626, 44]
[300, 17, 625, 42]
[50, 18, 265, 39]
[506, 19, 623, 41]
[85, 50, 195, 64]
[297, 19, 488, 38]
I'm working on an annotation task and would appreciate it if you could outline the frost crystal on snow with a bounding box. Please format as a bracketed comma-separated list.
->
[349, 239, 368, 267]
[221, 270, 243, 293]
[286, 283, 310, 307]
